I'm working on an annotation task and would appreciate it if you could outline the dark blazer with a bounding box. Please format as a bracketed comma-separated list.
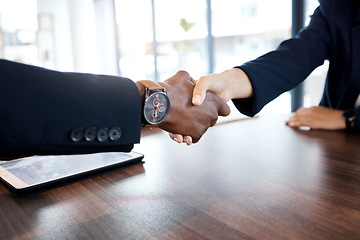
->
[0, 59, 141, 158]
[233, 0, 360, 133]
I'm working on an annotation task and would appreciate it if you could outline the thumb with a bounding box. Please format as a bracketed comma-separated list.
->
[192, 77, 211, 106]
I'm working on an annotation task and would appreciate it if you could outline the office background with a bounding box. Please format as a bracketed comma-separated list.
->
[0, 0, 327, 113]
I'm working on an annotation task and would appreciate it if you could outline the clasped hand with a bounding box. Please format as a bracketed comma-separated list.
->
[154, 71, 230, 144]
[167, 68, 253, 145]
[162, 68, 347, 145]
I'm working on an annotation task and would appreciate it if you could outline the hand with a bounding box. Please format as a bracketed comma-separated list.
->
[169, 68, 252, 145]
[192, 68, 253, 106]
[286, 106, 346, 130]
[158, 71, 230, 143]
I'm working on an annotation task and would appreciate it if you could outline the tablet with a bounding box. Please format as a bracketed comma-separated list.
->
[0, 151, 144, 197]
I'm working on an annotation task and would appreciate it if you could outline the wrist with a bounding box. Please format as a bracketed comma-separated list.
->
[225, 68, 253, 99]
[136, 80, 170, 126]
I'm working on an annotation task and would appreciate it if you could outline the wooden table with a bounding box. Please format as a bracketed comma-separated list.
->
[1, 113, 360, 240]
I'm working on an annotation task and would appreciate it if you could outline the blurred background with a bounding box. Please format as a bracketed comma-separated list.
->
[0, 0, 327, 114]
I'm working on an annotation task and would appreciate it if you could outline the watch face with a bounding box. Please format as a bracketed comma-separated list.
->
[144, 92, 170, 125]
[343, 109, 356, 119]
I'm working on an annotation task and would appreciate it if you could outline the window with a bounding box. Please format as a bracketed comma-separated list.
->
[114, 0, 292, 113]
[212, 0, 291, 73]
[2, 0, 321, 114]
[114, 0, 154, 80]
[0, 0, 38, 65]
[115, 0, 208, 81]
[153, 0, 208, 80]
[211, 0, 292, 113]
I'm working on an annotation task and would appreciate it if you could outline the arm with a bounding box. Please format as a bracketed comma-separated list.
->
[0, 60, 228, 158]
[192, 4, 331, 117]
[0, 59, 142, 158]
[138, 71, 230, 143]
[353, 108, 360, 133]
[234, 5, 331, 116]
[192, 68, 253, 105]
[170, 4, 332, 144]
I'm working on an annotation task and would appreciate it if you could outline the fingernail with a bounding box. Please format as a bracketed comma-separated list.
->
[193, 95, 201, 105]
[173, 138, 178, 142]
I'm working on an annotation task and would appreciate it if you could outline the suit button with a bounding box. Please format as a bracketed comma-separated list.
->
[70, 127, 84, 142]
[97, 128, 109, 142]
[84, 127, 97, 142]
[109, 127, 122, 141]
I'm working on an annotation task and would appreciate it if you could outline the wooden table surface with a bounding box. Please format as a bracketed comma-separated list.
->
[1, 113, 360, 240]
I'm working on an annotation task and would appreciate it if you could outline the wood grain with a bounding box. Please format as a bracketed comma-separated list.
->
[1, 113, 360, 240]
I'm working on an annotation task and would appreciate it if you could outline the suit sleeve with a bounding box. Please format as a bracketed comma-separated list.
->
[232, 3, 331, 117]
[352, 107, 360, 133]
[0, 59, 142, 158]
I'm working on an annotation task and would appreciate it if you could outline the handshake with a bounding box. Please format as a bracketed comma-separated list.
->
[136, 69, 253, 145]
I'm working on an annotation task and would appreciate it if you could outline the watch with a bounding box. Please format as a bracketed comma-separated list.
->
[138, 80, 170, 126]
[342, 109, 356, 131]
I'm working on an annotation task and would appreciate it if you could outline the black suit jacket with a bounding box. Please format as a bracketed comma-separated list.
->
[233, 0, 360, 133]
[0, 59, 141, 158]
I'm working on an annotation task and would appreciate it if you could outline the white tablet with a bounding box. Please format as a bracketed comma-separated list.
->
[0, 151, 144, 196]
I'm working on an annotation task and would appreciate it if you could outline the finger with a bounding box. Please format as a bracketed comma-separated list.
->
[164, 70, 192, 86]
[169, 133, 183, 143]
[286, 115, 300, 127]
[183, 136, 193, 145]
[192, 77, 212, 106]
[286, 117, 294, 124]
[286, 114, 300, 123]
[176, 70, 192, 83]
[286, 120, 308, 128]
[286, 120, 298, 127]
[169, 132, 176, 142]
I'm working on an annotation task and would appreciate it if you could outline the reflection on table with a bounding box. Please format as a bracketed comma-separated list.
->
[1, 113, 359, 239]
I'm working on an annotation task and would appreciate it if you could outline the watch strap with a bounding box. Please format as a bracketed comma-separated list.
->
[137, 80, 164, 92]
[342, 109, 356, 131]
